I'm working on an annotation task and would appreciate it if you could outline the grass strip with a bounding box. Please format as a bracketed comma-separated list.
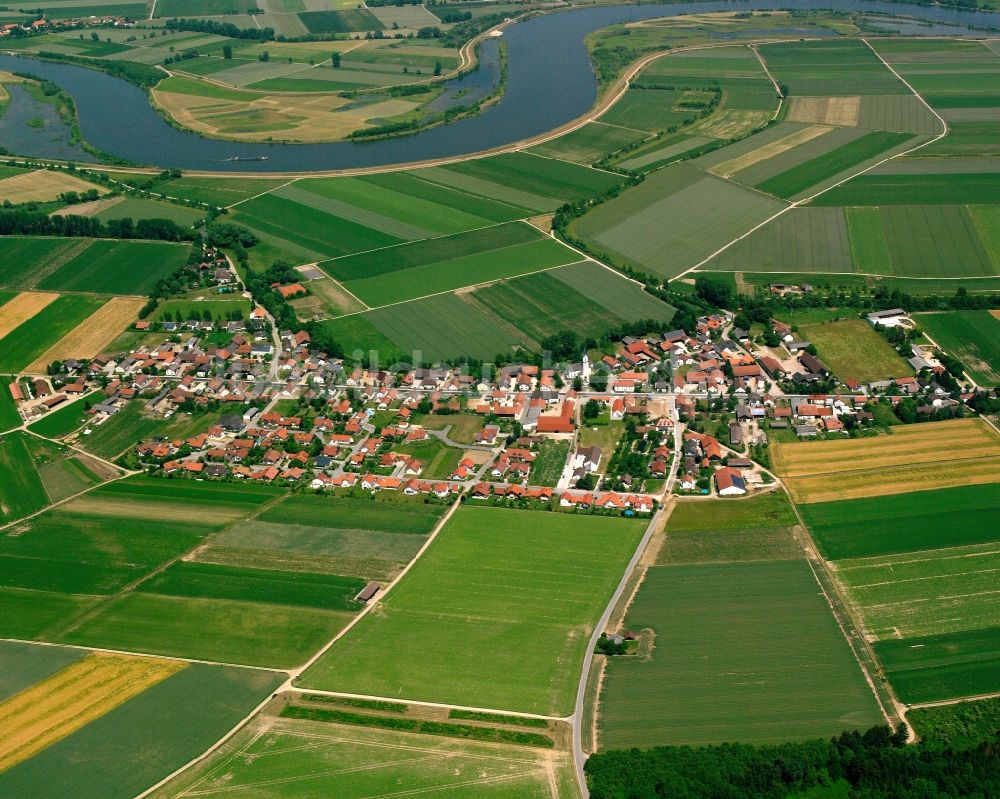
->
[448, 709, 549, 728]
[281, 705, 555, 748]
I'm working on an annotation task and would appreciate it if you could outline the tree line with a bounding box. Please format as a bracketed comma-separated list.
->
[0, 208, 194, 242]
[586, 724, 1000, 798]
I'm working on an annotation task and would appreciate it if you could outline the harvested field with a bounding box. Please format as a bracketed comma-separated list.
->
[694, 109, 771, 139]
[786, 96, 861, 126]
[708, 124, 833, 178]
[63, 493, 250, 527]
[0, 294, 106, 374]
[774, 419, 1000, 503]
[24, 296, 143, 373]
[0, 292, 58, 340]
[0, 170, 103, 204]
[0, 653, 183, 771]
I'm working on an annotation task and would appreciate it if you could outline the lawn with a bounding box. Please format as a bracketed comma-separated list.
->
[528, 439, 570, 487]
[300, 506, 646, 715]
[36, 240, 191, 296]
[800, 483, 1000, 560]
[412, 413, 485, 445]
[798, 318, 911, 382]
[0, 294, 106, 373]
[26, 391, 104, 438]
[147, 713, 577, 799]
[598, 560, 884, 749]
[394, 437, 464, 480]
[0, 658, 283, 799]
[79, 402, 212, 461]
[915, 310, 1000, 385]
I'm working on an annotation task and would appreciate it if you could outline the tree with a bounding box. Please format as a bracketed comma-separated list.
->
[258, 50, 269, 62]
[694, 275, 734, 309]
[330, 52, 340, 67]
[222, 44, 232, 59]
[433, 60, 442, 76]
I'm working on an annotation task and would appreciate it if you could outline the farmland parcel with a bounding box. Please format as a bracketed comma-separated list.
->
[599, 495, 882, 749]
[799, 483, 1000, 705]
[0, 641, 282, 799]
[301, 506, 647, 715]
[772, 419, 1000, 503]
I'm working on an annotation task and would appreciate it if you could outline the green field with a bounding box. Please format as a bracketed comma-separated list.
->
[0, 376, 20, 432]
[148, 712, 577, 799]
[151, 297, 251, 323]
[0, 294, 106, 373]
[0, 639, 84, 700]
[138, 560, 366, 611]
[0, 431, 50, 524]
[160, 176, 288, 207]
[199, 493, 442, 581]
[572, 163, 785, 280]
[755, 131, 913, 200]
[549, 260, 677, 323]
[232, 192, 401, 262]
[704, 207, 854, 274]
[0, 652, 283, 799]
[59, 593, 351, 668]
[599, 560, 883, 749]
[301, 506, 646, 715]
[342, 237, 579, 307]
[758, 39, 910, 96]
[320, 222, 541, 283]
[427, 153, 623, 210]
[801, 484, 1000, 560]
[530, 121, 648, 165]
[799, 318, 911, 382]
[35, 240, 190, 296]
[364, 292, 536, 362]
[814, 173, 1000, 206]
[800, 482, 1000, 704]
[94, 197, 206, 227]
[0, 238, 96, 291]
[915, 310, 1000, 385]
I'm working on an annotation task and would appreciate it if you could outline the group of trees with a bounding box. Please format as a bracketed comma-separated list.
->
[165, 18, 275, 41]
[0, 208, 194, 242]
[586, 724, 1000, 799]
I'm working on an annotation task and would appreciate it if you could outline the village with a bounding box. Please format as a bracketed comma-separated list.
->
[9, 273, 989, 512]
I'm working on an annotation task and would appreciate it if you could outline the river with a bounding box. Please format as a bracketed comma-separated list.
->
[0, 0, 996, 172]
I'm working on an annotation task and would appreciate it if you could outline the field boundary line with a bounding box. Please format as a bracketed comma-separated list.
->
[292, 688, 568, 722]
[906, 689, 1000, 711]
[226, 176, 302, 210]
[699, 268, 1000, 281]
[518, 149, 622, 177]
[675, 37, 950, 282]
[289, 495, 462, 680]
[748, 44, 785, 122]
[0, 636, 287, 673]
[312, 218, 517, 268]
